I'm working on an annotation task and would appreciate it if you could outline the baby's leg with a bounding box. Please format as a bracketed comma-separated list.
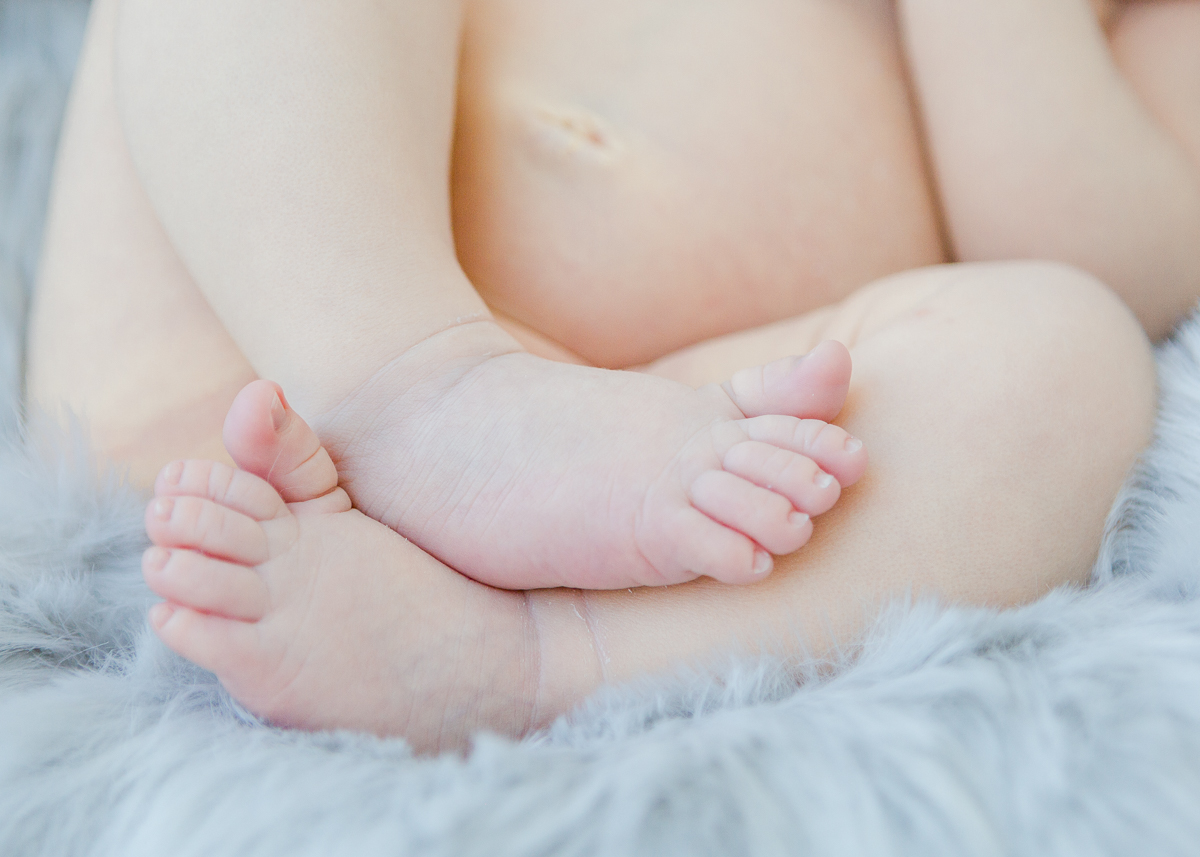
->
[144, 261, 1155, 747]
[899, 0, 1200, 339]
[113, 0, 477, 406]
[27, 0, 253, 485]
[33, 0, 863, 585]
[572, 262, 1157, 694]
[111, 0, 867, 589]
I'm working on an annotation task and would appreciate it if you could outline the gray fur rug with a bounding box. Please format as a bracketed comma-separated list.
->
[6, 2, 1200, 854]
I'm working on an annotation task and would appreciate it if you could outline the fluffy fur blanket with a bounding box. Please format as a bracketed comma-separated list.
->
[5, 2, 1200, 854]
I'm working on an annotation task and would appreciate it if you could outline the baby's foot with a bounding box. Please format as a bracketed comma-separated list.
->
[266, 324, 867, 589]
[142, 404, 537, 751]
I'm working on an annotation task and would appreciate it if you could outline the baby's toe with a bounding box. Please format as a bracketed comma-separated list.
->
[741, 415, 867, 488]
[145, 494, 270, 566]
[723, 340, 852, 422]
[650, 504, 772, 585]
[689, 470, 814, 560]
[149, 602, 262, 679]
[722, 441, 841, 516]
[143, 547, 269, 621]
[223, 380, 341, 505]
[155, 459, 287, 523]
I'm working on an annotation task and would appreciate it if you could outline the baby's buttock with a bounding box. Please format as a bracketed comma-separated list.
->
[452, 0, 947, 368]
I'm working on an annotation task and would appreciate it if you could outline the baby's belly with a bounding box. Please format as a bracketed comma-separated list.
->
[452, 0, 946, 368]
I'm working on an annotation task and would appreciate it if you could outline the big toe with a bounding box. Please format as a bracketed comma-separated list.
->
[223, 380, 340, 504]
[723, 340, 852, 421]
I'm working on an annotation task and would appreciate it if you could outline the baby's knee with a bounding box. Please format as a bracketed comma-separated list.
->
[852, 261, 1156, 587]
[859, 261, 1154, 417]
[936, 261, 1153, 445]
[948, 261, 1155, 425]
[981, 260, 1151, 348]
[966, 264, 1157, 587]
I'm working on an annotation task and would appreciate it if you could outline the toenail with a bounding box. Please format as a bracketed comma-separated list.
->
[153, 498, 174, 520]
[148, 602, 175, 630]
[789, 511, 810, 528]
[270, 392, 287, 433]
[844, 437, 863, 453]
[163, 461, 184, 486]
[813, 470, 834, 489]
[753, 550, 773, 575]
[144, 547, 170, 572]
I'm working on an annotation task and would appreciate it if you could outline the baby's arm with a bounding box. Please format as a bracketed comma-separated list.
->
[898, 0, 1200, 340]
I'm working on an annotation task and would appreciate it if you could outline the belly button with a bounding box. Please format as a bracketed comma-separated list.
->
[522, 102, 626, 165]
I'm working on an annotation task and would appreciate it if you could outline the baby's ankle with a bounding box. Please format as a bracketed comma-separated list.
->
[524, 590, 606, 728]
[386, 317, 525, 387]
[413, 582, 549, 751]
[311, 318, 523, 432]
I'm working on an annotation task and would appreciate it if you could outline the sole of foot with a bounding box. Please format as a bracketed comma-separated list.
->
[286, 327, 868, 588]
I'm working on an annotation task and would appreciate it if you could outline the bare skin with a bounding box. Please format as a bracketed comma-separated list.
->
[255, 341, 869, 588]
[79, 0, 1193, 593]
[141, 408, 532, 746]
[451, 0, 1200, 357]
[143, 383, 539, 746]
[88, 0, 884, 591]
[24, 0, 1178, 748]
[898, 0, 1200, 339]
[139, 266, 1157, 754]
[306, 334, 869, 588]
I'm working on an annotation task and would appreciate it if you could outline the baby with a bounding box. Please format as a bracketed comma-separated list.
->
[114, 1, 876, 594]
[27, 0, 1198, 749]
